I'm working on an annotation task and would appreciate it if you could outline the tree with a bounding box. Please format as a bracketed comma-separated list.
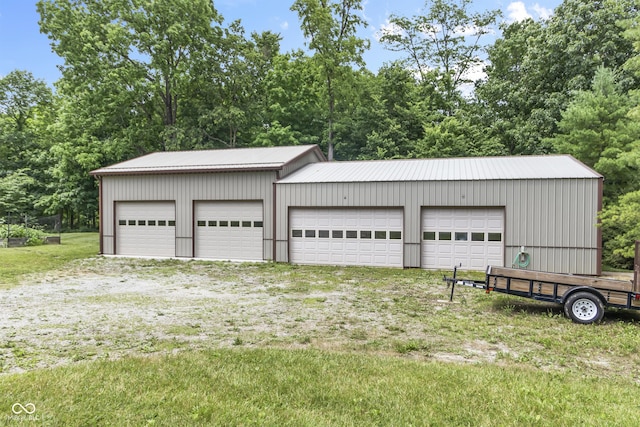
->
[0, 170, 37, 217]
[598, 14, 640, 269]
[474, 19, 555, 155]
[380, 0, 500, 115]
[38, 0, 225, 152]
[411, 113, 505, 158]
[0, 70, 51, 133]
[186, 27, 283, 149]
[600, 190, 640, 269]
[36, 0, 240, 226]
[335, 63, 433, 160]
[256, 51, 325, 148]
[547, 67, 640, 202]
[476, 0, 639, 155]
[0, 70, 52, 175]
[291, 0, 369, 160]
[621, 15, 640, 121]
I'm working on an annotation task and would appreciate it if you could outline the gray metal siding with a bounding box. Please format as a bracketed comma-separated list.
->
[100, 171, 277, 259]
[275, 178, 600, 274]
[280, 151, 325, 178]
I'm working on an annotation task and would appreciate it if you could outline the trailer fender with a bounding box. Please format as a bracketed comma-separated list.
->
[560, 286, 607, 306]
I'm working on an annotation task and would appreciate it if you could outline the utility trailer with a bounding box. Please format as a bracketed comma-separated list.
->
[444, 242, 640, 324]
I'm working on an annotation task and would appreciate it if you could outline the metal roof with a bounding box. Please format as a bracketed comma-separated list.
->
[90, 145, 325, 176]
[277, 155, 601, 183]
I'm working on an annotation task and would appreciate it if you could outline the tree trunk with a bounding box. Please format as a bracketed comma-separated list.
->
[327, 77, 335, 161]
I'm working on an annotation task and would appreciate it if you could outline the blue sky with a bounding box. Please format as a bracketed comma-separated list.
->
[0, 0, 560, 86]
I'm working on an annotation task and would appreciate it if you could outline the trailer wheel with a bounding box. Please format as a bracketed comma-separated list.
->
[564, 292, 604, 324]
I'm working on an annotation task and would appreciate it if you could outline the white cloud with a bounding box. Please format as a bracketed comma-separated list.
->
[280, 20, 289, 31]
[531, 4, 553, 20]
[453, 24, 497, 38]
[506, 2, 532, 23]
[459, 61, 489, 98]
[374, 19, 404, 42]
[506, 2, 554, 23]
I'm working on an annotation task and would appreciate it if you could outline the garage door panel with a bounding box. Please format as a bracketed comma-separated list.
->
[455, 246, 469, 256]
[439, 219, 453, 228]
[423, 208, 504, 270]
[469, 258, 486, 269]
[195, 201, 263, 261]
[487, 246, 502, 256]
[471, 219, 486, 228]
[331, 242, 344, 251]
[290, 208, 403, 267]
[388, 242, 403, 251]
[470, 245, 486, 255]
[116, 202, 176, 257]
[438, 244, 452, 254]
[455, 219, 469, 228]
[487, 219, 502, 229]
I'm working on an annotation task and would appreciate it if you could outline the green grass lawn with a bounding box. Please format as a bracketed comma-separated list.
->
[0, 232, 98, 288]
[1, 348, 638, 426]
[1, 234, 639, 426]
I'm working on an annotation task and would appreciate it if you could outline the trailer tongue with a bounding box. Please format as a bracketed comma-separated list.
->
[444, 262, 640, 325]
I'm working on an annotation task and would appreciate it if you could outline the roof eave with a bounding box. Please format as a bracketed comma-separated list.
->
[89, 165, 283, 177]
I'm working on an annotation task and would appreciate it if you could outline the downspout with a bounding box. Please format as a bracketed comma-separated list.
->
[273, 170, 280, 262]
[96, 175, 104, 255]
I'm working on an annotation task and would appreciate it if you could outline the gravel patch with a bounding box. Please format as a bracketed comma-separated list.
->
[5, 257, 635, 379]
[0, 257, 460, 373]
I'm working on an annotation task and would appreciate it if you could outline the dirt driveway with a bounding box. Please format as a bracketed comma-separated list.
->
[1, 257, 460, 373]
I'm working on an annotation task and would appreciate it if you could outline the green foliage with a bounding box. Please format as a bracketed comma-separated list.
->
[253, 121, 300, 147]
[291, 0, 369, 160]
[412, 115, 506, 158]
[0, 170, 37, 216]
[0, 224, 46, 246]
[477, 0, 639, 155]
[0, 70, 52, 133]
[600, 191, 640, 269]
[548, 67, 640, 202]
[380, 0, 500, 115]
[37, 0, 229, 150]
[258, 52, 324, 147]
[0, 71, 52, 219]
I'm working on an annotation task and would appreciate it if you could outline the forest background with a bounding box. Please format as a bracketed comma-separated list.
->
[0, 0, 639, 268]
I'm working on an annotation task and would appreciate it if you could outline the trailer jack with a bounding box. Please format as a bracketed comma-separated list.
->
[443, 264, 487, 302]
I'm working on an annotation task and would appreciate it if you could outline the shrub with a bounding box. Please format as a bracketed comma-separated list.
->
[0, 224, 46, 246]
[600, 190, 640, 269]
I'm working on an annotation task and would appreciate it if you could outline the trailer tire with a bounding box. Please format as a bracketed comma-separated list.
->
[564, 292, 604, 324]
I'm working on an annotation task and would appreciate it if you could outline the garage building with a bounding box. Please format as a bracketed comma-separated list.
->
[90, 145, 325, 260]
[274, 155, 602, 275]
[92, 145, 602, 275]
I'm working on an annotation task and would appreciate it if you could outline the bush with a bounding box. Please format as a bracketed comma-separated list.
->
[0, 224, 46, 246]
[600, 190, 640, 269]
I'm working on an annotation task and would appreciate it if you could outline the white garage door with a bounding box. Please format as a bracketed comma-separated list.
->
[290, 208, 403, 267]
[194, 201, 263, 261]
[422, 208, 504, 270]
[116, 202, 176, 257]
